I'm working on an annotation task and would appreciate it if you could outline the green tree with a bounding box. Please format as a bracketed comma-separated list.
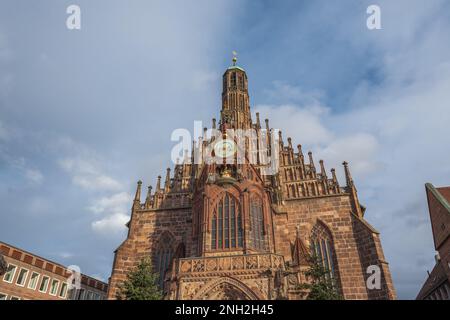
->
[299, 254, 343, 300]
[116, 257, 163, 300]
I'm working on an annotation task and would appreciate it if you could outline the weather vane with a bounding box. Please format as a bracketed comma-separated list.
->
[232, 51, 237, 66]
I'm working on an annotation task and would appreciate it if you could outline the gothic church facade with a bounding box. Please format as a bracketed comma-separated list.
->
[107, 59, 396, 300]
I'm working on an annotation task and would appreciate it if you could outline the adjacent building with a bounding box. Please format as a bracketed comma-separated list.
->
[416, 183, 450, 300]
[0, 241, 108, 300]
[107, 58, 396, 300]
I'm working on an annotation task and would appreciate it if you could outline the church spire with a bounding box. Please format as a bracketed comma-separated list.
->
[220, 52, 251, 130]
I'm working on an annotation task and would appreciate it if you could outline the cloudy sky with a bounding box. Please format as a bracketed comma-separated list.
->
[1, 0, 449, 299]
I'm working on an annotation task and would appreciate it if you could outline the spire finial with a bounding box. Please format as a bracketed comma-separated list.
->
[319, 160, 327, 178]
[331, 168, 338, 184]
[134, 180, 142, 202]
[156, 175, 162, 192]
[256, 112, 261, 128]
[232, 51, 237, 66]
[308, 151, 316, 172]
[343, 161, 353, 186]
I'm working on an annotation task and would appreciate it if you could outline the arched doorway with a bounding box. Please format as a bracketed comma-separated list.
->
[192, 277, 261, 300]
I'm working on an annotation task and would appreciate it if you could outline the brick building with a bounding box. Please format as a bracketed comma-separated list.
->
[0, 241, 108, 300]
[107, 58, 396, 300]
[416, 183, 450, 300]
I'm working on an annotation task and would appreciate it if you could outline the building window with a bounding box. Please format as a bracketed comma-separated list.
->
[211, 194, 243, 250]
[49, 279, 59, 296]
[78, 288, 85, 300]
[16, 268, 29, 286]
[59, 282, 68, 298]
[157, 248, 172, 288]
[3, 264, 17, 283]
[238, 74, 244, 90]
[250, 197, 265, 251]
[85, 291, 93, 300]
[156, 232, 175, 289]
[0, 293, 7, 300]
[27, 272, 40, 290]
[211, 211, 217, 248]
[230, 72, 237, 87]
[311, 223, 336, 280]
[39, 276, 50, 293]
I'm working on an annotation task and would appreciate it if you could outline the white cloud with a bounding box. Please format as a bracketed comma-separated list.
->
[91, 212, 129, 235]
[88, 192, 131, 214]
[255, 104, 332, 146]
[72, 174, 122, 191]
[58, 252, 74, 259]
[0, 149, 44, 185]
[89, 192, 131, 236]
[25, 168, 44, 184]
[255, 104, 381, 183]
[58, 157, 122, 191]
[315, 133, 380, 177]
[263, 81, 325, 106]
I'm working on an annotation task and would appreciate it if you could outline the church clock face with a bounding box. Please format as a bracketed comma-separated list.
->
[214, 139, 236, 158]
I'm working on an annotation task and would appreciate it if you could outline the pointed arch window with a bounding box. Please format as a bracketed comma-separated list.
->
[156, 233, 174, 288]
[211, 194, 243, 250]
[250, 197, 266, 251]
[311, 223, 335, 279]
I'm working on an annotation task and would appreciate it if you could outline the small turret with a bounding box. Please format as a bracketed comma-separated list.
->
[165, 168, 171, 192]
[256, 112, 261, 129]
[308, 151, 316, 174]
[132, 180, 142, 211]
[343, 161, 353, 187]
[278, 130, 283, 147]
[287, 137, 293, 149]
[145, 185, 152, 209]
[331, 168, 338, 185]
[156, 175, 162, 192]
[342, 161, 363, 218]
[134, 180, 142, 202]
[319, 160, 327, 179]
